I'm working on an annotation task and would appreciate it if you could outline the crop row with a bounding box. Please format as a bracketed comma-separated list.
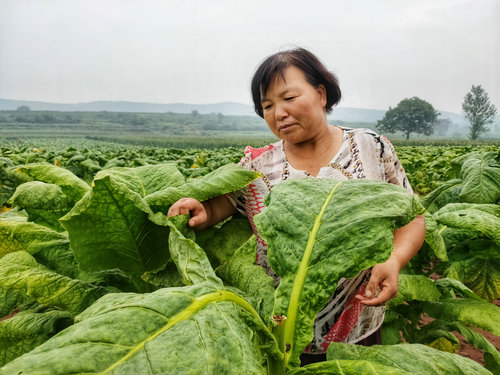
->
[1, 139, 498, 205]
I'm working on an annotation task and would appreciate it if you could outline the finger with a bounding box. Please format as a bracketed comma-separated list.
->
[364, 272, 381, 298]
[188, 209, 207, 227]
[191, 202, 205, 216]
[168, 198, 199, 217]
[187, 201, 206, 226]
[167, 205, 179, 217]
[178, 205, 192, 216]
[358, 279, 398, 305]
[359, 287, 393, 306]
[167, 198, 189, 217]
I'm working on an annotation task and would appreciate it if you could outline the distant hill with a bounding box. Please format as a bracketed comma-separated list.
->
[0, 99, 256, 116]
[0, 98, 467, 125]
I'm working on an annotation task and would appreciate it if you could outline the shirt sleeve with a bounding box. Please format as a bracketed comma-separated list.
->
[379, 136, 413, 193]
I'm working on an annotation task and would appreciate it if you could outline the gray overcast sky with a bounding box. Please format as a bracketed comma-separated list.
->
[1, 0, 499, 113]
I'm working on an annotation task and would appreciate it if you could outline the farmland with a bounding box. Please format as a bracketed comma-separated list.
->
[0, 121, 499, 373]
[1, 136, 498, 196]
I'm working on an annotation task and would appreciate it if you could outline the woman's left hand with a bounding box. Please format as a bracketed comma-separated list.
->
[355, 214, 426, 306]
[355, 258, 400, 306]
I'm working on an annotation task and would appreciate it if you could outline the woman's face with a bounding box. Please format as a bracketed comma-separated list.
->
[261, 66, 328, 144]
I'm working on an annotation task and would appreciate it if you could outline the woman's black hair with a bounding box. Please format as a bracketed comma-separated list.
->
[251, 47, 342, 118]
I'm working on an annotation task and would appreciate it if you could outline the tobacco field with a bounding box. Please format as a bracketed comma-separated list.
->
[0, 138, 499, 374]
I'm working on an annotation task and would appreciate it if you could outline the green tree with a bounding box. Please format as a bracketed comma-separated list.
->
[16, 105, 31, 112]
[462, 85, 498, 140]
[377, 97, 439, 140]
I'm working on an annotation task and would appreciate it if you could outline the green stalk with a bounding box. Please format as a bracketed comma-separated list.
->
[282, 181, 341, 367]
[269, 318, 286, 374]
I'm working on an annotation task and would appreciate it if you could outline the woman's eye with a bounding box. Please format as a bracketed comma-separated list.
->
[285, 97, 295, 101]
[263, 104, 273, 110]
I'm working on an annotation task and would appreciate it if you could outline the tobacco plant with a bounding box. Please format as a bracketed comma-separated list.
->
[0, 160, 498, 374]
[384, 151, 500, 373]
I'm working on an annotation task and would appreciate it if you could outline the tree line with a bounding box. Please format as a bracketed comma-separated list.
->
[377, 85, 497, 140]
[0, 108, 271, 136]
[0, 109, 81, 124]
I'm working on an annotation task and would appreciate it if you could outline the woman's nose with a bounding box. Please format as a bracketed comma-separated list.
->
[275, 103, 288, 120]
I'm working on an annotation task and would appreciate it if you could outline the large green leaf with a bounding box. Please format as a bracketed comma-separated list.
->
[446, 239, 500, 262]
[0, 217, 77, 277]
[421, 298, 500, 335]
[145, 163, 261, 213]
[414, 321, 460, 350]
[94, 163, 185, 197]
[434, 277, 483, 301]
[0, 216, 68, 258]
[437, 202, 500, 217]
[15, 163, 90, 205]
[0, 288, 37, 319]
[0, 252, 107, 315]
[0, 309, 73, 367]
[441, 227, 481, 250]
[1, 284, 280, 375]
[422, 211, 447, 260]
[382, 310, 411, 345]
[419, 320, 500, 374]
[0, 209, 27, 221]
[254, 178, 424, 368]
[140, 260, 184, 288]
[327, 342, 491, 375]
[166, 215, 223, 287]
[434, 203, 500, 245]
[450, 151, 481, 171]
[8, 181, 71, 231]
[196, 214, 254, 268]
[59, 174, 171, 292]
[444, 257, 500, 302]
[78, 268, 139, 293]
[421, 178, 463, 213]
[288, 359, 410, 374]
[216, 236, 276, 320]
[459, 152, 500, 204]
[453, 322, 500, 374]
[387, 274, 441, 308]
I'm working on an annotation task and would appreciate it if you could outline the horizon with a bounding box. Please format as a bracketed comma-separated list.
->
[0, 97, 467, 116]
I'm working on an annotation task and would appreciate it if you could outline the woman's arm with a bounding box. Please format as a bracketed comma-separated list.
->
[356, 214, 426, 306]
[167, 195, 237, 231]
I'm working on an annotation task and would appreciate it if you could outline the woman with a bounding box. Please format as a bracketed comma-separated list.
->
[168, 48, 426, 363]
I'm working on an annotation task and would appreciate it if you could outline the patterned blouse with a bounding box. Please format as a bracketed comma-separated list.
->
[228, 126, 413, 354]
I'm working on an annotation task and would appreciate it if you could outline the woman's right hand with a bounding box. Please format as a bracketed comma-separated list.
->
[167, 198, 208, 228]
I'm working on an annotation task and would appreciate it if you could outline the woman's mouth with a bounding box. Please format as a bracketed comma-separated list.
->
[279, 123, 296, 131]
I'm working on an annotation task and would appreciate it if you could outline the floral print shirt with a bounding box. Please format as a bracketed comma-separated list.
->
[229, 127, 412, 353]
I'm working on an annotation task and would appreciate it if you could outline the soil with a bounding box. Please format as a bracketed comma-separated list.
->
[419, 299, 500, 367]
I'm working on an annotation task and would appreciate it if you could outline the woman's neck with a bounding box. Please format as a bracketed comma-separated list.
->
[284, 125, 341, 160]
[283, 125, 344, 176]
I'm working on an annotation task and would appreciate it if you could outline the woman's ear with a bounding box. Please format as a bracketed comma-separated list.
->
[317, 84, 327, 108]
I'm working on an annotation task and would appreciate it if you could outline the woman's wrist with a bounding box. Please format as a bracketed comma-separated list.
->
[386, 250, 407, 272]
